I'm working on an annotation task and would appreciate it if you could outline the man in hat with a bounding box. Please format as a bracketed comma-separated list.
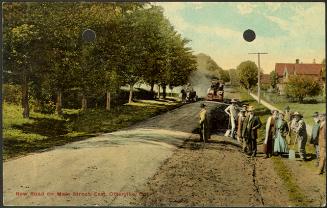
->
[225, 98, 239, 139]
[199, 103, 209, 142]
[317, 113, 326, 174]
[310, 112, 321, 166]
[264, 110, 278, 158]
[293, 112, 308, 160]
[242, 106, 262, 157]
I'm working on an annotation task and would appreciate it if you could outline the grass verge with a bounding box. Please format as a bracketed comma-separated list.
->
[272, 157, 309, 206]
[3, 99, 182, 160]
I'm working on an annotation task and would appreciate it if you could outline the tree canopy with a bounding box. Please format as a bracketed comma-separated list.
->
[285, 76, 322, 103]
[236, 61, 258, 90]
[3, 2, 197, 116]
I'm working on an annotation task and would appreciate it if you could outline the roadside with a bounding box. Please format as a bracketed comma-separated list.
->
[246, 90, 326, 206]
[3, 99, 182, 160]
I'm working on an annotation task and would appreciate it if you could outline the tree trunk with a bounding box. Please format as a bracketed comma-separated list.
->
[162, 84, 167, 99]
[106, 91, 111, 111]
[82, 94, 87, 111]
[157, 85, 160, 99]
[129, 84, 133, 104]
[150, 82, 155, 93]
[22, 73, 29, 118]
[56, 90, 63, 115]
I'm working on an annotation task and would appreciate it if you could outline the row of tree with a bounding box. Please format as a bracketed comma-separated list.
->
[3, 2, 198, 118]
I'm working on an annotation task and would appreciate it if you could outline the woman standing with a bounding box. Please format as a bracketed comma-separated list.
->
[274, 111, 289, 156]
[264, 110, 278, 158]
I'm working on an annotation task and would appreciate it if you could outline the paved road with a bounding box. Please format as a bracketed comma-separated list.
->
[3, 101, 220, 206]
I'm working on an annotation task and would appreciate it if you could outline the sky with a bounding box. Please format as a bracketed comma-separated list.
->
[154, 2, 325, 74]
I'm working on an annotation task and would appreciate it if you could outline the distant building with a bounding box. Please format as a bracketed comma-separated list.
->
[260, 73, 271, 90]
[275, 59, 324, 95]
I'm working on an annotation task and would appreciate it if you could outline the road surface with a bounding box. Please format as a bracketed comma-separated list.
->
[3, 101, 219, 206]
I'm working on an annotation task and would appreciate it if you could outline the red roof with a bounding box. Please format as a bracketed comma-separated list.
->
[275, 63, 322, 77]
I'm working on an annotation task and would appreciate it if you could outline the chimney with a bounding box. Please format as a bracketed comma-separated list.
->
[296, 59, 300, 64]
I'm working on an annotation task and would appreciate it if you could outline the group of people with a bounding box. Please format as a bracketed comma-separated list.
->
[200, 100, 326, 175]
[226, 100, 262, 157]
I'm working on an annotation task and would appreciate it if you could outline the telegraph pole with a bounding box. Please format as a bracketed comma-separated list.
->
[248, 52, 268, 104]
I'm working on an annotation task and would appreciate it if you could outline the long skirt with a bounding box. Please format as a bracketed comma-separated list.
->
[274, 133, 289, 153]
[264, 139, 274, 155]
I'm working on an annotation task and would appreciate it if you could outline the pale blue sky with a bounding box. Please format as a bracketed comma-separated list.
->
[154, 2, 325, 73]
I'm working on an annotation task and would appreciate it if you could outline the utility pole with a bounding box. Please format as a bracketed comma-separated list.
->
[248, 52, 268, 104]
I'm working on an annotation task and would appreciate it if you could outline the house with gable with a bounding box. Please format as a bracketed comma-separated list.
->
[275, 59, 324, 95]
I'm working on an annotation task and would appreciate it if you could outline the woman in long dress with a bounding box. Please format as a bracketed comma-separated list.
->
[274, 112, 289, 156]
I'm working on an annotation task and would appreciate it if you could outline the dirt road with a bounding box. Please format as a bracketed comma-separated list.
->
[3, 101, 220, 206]
[4, 88, 326, 206]
[130, 138, 291, 207]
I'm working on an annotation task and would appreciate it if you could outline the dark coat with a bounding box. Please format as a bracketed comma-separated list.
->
[242, 114, 262, 140]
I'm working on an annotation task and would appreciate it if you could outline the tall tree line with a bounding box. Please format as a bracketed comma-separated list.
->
[3, 2, 197, 118]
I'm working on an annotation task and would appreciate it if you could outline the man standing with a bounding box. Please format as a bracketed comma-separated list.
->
[264, 110, 278, 158]
[237, 108, 247, 146]
[293, 112, 307, 161]
[225, 99, 239, 139]
[199, 103, 209, 142]
[310, 112, 320, 166]
[242, 106, 262, 157]
[317, 113, 326, 175]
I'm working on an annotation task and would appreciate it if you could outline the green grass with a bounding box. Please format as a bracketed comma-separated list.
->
[260, 91, 325, 126]
[272, 157, 309, 206]
[3, 100, 182, 160]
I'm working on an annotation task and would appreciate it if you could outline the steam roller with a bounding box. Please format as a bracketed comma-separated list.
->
[205, 78, 224, 103]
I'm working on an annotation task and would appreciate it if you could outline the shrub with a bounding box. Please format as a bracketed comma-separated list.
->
[285, 76, 322, 103]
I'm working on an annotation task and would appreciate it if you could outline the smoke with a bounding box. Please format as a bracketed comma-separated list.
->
[188, 69, 217, 98]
